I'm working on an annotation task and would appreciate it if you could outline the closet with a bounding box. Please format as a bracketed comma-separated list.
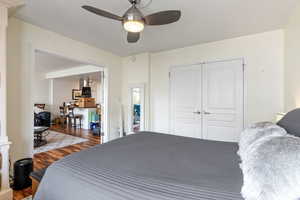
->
[170, 59, 244, 142]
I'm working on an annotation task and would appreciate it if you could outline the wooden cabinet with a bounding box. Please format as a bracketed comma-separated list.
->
[78, 98, 96, 108]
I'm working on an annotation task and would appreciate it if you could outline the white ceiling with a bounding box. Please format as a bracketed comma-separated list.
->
[35, 50, 88, 73]
[35, 50, 101, 81]
[59, 72, 102, 82]
[16, 0, 299, 56]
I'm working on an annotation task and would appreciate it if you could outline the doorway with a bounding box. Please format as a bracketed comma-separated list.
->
[128, 84, 145, 134]
[32, 50, 108, 154]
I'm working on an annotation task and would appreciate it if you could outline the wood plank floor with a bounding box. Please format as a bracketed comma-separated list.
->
[13, 125, 101, 200]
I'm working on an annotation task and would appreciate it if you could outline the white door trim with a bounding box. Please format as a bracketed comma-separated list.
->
[30, 48, 110, 147]
[0, 5, 13, 200]
[127, 83, 145, 134]
[0, 0, 24, 8]
[0, 6, 8, 142]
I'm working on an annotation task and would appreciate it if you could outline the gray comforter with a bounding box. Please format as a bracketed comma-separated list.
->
[35, 132, 243, 200]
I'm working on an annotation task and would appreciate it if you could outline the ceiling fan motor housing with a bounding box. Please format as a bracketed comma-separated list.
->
[82, 1, 181, 42]
[123, 6, 144, 24]
[129, 0, 141, 5]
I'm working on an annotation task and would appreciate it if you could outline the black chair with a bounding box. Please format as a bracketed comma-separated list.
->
[34, 112, 51, 127]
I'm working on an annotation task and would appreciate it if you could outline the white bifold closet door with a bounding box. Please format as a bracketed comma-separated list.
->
[170, 59, 244, 142]
[202, 60, 244, 142]
[170, 65, 202, 138]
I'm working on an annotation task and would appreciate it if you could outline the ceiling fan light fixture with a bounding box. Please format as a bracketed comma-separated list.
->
[82, 0, 181, 43]
[123, 20, 144, 33]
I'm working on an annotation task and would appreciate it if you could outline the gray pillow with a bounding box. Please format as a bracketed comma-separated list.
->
[277, 108, 300, 137]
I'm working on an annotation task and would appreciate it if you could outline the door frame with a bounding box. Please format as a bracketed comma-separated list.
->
[127, 83, 145, 134]
[30, 47, 110, 148]
[169, 58, 245, 137]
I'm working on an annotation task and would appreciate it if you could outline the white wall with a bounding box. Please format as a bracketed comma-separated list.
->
[52, 78, 78, 115]
[94, 78, 103, 105]
[121, 53, 150, 133]
[285, 4, 300, 112]
[150, 30, 284, 133]
[121, 31, 284, 134]
[7, 17, 122, 162]
[7, 16, 286, 161]
[32, 71, 51, 108]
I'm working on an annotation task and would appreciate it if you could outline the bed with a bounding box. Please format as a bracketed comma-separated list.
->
[35, 132, 243, 200]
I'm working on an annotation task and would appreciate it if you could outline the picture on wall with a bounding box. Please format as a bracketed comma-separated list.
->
[72, 89, 82, 100]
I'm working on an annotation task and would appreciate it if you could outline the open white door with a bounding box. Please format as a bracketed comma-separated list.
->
[202, 59, 244, 142]
[170, 65, 202, 138]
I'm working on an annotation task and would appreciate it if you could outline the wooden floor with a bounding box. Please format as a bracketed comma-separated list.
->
[13, 125, 101, 200]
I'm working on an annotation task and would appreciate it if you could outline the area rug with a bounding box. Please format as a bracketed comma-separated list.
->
[34, 131, 88, 154]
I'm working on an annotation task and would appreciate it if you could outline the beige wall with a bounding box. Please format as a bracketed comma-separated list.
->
[121, 53, 150, 132]
[51, 78, 78, 115]
[150, 30, 284, 133]
[7, 15, 288, 161]
[7, 18, 122, 162]
[32, 71, 51, 107]
[285, 4, 300, 112]
[121, 30, 285, 134]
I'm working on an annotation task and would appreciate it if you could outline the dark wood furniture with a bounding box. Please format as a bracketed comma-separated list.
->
[67, 107, 83, 128]
[34, 127, 49, 148]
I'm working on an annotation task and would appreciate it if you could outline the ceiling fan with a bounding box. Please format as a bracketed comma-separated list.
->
[82, 0, 181, 43]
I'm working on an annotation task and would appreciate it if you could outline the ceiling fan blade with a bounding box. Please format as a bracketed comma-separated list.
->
[127, 32, 140, 43]
[82, 5, 123, 21]
[144, 10, 181, 25]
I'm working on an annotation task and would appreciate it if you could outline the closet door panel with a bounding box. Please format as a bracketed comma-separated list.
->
[170, 65, 202, 138]
[202, 60, 244, 142]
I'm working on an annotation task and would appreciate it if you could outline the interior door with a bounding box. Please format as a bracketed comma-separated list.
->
[202, 59, 244, 142]
[170, 65, 202, 138]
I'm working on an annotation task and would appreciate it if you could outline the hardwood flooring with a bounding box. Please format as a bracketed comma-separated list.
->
[13, 125, 101, 200]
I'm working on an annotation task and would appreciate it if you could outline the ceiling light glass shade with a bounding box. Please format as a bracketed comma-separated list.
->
[123, 20, 144, 33]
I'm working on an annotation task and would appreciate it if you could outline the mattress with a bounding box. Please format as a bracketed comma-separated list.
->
[34, 132, 243, 200]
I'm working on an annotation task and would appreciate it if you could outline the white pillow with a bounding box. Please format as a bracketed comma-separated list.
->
[238, 122, 287, 160]
[241, 135, 300, 200]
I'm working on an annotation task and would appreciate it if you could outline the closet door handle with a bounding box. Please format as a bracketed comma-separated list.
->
[193, 111, 201, 115]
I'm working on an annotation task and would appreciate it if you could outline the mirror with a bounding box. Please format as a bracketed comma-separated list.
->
[128, 84, 145, 134]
